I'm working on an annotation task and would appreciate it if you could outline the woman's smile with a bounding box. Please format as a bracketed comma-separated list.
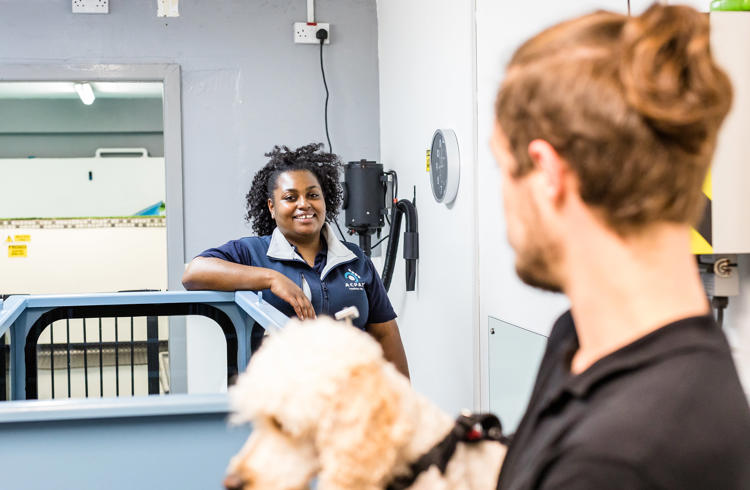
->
[293, 213, 316, 221]
[269, 170, 327, 242]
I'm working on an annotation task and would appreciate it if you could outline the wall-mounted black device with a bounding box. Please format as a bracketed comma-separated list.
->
[341, 160, 418, 292]
[341, 160, 386, 256]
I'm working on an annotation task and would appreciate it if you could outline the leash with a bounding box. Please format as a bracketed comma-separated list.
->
[386, 412, 509, 490]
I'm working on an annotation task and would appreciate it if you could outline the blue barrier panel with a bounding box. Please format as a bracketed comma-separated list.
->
[0, 291, 288, 490]
[0, 396, 251, 490]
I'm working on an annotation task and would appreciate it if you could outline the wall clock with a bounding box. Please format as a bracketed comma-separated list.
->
[429, 128, 460, 205]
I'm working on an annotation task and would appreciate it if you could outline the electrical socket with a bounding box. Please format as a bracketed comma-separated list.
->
[157, 0, 180, 17]
[72, 0, 109, 14]
[701, 254, 740, 297]
[294, 22, 330, 44]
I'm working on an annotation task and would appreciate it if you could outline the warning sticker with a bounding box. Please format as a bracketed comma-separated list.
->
[426, 150, 431, 172]
[8, 244, 27, 258]
[691, 170, 712, 255]
[14, 234, 30, 242]
[4, 236, 11, 243]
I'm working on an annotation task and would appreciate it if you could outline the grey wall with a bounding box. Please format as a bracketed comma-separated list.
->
[0, 0, 380, 257]
[0, 98, 164, 157]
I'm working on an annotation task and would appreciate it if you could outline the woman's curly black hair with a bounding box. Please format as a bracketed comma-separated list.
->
[245, 143, 343, 236]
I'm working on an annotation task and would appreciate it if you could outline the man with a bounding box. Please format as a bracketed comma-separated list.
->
[491, 4, 750, 489]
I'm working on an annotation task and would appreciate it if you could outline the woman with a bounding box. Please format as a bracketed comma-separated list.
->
[183, 143, 409, 378]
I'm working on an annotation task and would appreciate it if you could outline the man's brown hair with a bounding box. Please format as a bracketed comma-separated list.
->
[495, 4, 732, 232]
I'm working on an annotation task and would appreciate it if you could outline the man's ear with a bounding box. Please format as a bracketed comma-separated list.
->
[527, 139, 567, 204]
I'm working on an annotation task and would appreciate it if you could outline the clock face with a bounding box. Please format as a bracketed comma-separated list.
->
[430, 129, 459, 204]
[431, 131, 449, 201]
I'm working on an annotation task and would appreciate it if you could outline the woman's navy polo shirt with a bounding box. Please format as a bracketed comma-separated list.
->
[197, 223, 396, 330]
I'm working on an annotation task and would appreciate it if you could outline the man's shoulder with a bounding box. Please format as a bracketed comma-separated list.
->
[565, 347, 750, 486]
[558, 314, 750, 480]
[548, 310, 575, 346]
[534, 310, 576, 376]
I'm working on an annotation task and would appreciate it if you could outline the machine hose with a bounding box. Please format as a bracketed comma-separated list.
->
[382, 199, 419, 292]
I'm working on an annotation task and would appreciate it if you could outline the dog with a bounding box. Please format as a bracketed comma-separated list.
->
[224, 317, 506, 490]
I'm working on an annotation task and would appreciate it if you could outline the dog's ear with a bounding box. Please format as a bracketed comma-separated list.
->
[314, 362, 412, 489]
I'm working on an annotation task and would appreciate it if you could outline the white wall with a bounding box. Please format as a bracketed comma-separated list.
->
[0, 155, 165, 219]
[0, 225, 167, 294]
[186, 315, 228, 394]
[377, 0, 478, 413]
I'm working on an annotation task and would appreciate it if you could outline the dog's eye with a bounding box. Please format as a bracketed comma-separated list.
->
[269, 416, 284, 432]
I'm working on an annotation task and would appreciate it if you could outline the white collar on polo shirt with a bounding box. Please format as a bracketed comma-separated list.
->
[266, 223, 357, 280]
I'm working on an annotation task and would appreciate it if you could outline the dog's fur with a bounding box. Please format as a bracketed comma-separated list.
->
[226, 317, 506, 490]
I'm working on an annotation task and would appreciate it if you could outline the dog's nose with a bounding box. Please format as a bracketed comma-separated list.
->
[223, 473, 245, 490]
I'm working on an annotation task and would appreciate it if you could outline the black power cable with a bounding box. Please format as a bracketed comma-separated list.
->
[317, 29, 333, 154]
[316, 27, 349, 244]
[372, 234, 390, 249]
[712, 296, 729, 329]
[333, 219, 349, 243]
[383, 171, 398, 226]
[386, 170, 398, 203]
[382, 199, 419, 292]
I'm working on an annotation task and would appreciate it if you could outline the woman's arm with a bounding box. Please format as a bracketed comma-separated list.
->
[183, 256, 273, 291]
[367, 319, 410, 380]
[182, 257, 316, 320]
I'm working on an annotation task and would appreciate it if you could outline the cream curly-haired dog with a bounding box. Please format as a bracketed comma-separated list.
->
[224, 317, 506, 490]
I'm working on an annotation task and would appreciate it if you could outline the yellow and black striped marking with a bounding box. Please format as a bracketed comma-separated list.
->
[691, 171, 713, 255]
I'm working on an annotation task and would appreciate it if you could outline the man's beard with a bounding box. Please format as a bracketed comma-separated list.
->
[514, 240, 563, 293]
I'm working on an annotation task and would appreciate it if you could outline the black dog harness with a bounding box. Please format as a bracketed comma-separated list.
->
[386, 412, 509, 490]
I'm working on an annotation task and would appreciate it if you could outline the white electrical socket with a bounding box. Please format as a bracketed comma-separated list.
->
[294, 22, 330, 44]
[157, 0, 180, 18]
[72, 0, 109, 14]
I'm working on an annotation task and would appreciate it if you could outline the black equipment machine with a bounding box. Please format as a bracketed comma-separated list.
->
[341, 160, 418, 292]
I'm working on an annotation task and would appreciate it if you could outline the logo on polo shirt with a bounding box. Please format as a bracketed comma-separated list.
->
[344, 269, 365, 291]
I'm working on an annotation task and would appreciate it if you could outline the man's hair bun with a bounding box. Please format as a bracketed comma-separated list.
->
[495, 3, 734, 232]
[619, 4, 732, 154]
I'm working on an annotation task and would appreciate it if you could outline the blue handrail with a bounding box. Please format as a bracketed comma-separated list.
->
[0, 290, 288, 338]
[0, 290, 289, 406]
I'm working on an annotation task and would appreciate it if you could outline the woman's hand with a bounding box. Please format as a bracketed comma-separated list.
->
[183, 258, 316, 320]
[268, 271, 316, 321]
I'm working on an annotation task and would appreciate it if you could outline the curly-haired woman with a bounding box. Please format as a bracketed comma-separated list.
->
[182, 143, 409, 378]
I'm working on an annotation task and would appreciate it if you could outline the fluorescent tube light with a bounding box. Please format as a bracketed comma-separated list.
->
[74, 82, 95, 105]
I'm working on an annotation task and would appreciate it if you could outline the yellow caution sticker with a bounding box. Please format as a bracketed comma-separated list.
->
[14, 234, 30, 242]
[4, 236, 12, 243]
[8, 244, 27, 258]
[691, 170, 713, 255]
[426, 150, 431, 172]
[690, 228, 712, 255]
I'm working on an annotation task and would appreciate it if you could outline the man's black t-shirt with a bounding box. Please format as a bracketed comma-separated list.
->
[497, 311, 750, 489]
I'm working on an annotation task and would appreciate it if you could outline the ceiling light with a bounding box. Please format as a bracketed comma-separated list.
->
[74, 82, 95, 105]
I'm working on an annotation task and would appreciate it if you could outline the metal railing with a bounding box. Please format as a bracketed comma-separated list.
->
[1, 332, 8, 401]
[34, 316, 169, 400]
